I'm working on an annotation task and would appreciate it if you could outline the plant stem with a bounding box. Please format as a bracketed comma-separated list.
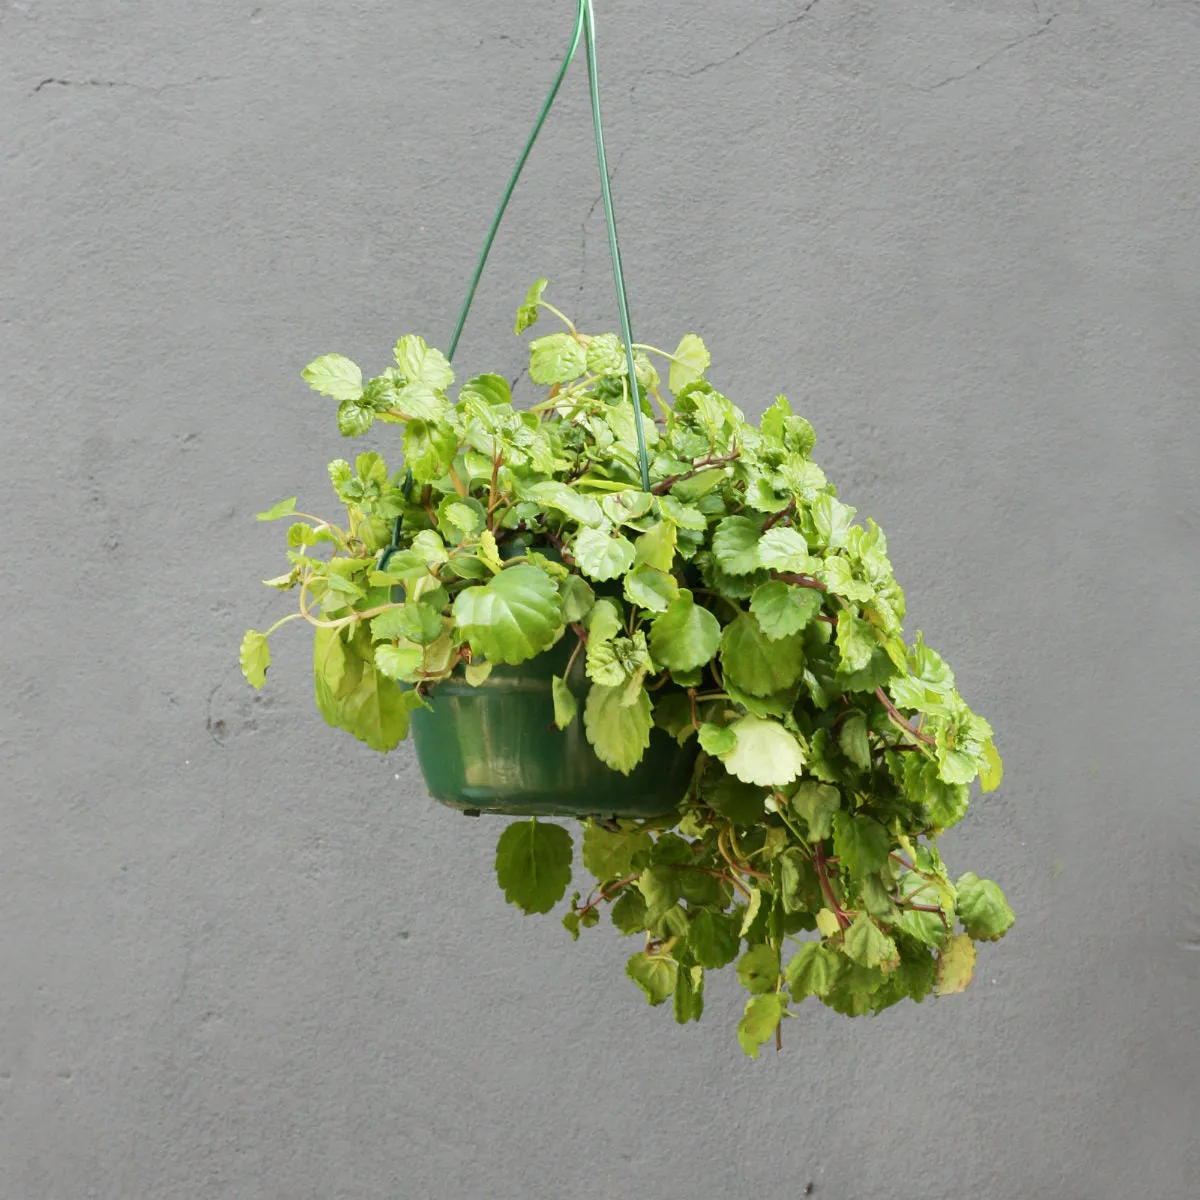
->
[538, 300, 578, 334]
[650, 449, 740, 495]
[874, 687, 936, 747]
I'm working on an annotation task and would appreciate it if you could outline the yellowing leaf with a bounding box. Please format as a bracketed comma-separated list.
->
[935, 934, 977, 996]
[980, 739, 1004, 792]
[239, 630, 270, 689]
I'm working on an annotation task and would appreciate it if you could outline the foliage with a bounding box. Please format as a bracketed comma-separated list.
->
[244, 284, 1013, 1054]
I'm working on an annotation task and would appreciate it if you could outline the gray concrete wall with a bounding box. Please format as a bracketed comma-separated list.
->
[2, 1, 1197, 1196]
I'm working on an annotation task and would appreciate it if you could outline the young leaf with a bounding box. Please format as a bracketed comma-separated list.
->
[955, 873, 1015, 941]
[721, 716, 806, 787]
[494, 819, 573, 915]
[668, 333, 710, 395]
[758, 527, 814, 573]
[302, 353, 363, 401]
[835, 610, 878, 674]
[514, 277, 548, 334]
[394, 334, 454, 390]
[529, 332, 587, 384]
[935, 934, 977, 996]
[239, 630, 270, 689]
[737, 993, 785, 1059]
[583, 684, 653, 774]
[452, 564, 561, 665]
[551, 675, 578, 730]
[626, 951, 679, 1006]
[256, 497, 297, 522]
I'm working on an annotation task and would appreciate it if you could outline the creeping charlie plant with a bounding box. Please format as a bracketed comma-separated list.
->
[243, 281, 1013, 1055]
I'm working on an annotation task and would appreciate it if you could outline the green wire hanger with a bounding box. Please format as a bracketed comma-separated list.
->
[446, 0, 651, 491]
[386, 0, 648, 568]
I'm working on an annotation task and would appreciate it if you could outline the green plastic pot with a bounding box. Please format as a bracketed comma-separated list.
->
[409, 634, 698, 819]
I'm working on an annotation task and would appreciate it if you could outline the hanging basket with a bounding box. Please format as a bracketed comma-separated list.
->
[410, 635, 698, 819]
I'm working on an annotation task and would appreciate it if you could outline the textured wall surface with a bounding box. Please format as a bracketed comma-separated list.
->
[3, 1, 1198, 1196]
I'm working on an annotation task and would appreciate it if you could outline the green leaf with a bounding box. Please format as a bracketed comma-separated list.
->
[336, 398, 375, 437]
[302, 353, 362, 401]
[706, 774, 767, 824]
[712, 516, 762, 575]
[393, 334, 454, 390]
[239, 630, 270, 688]
[334, 661, 418, 752]
[373, 641, 424, 682]
[790, 781, 841, 840]
[529, 332, 587, 384]
[838, 714, 872, 770]
[623, 565, 679, 613]
[720, 612, 805, 696]
[552, 675, 578, 729]
[758, 527, 815, 573]
[525, 481, 605, 528]
[256, 497, 297, 522]
[955, 873, 1014, 941]
[737, 944, 780, 994]
[581, 822, 651, 882]
[821, 556, 875, 603]
[648, 590, 721, 672]
[584, 684, 653, 774]
[572, 528, 636, 582]
[633, 521, 678, 573]
[452, 564, 562, 665]
[673, 964, 705, 1024]
[749, 582, 823, 639]
[842, 913, 900, 971]
[669, 333, 710, 394]
[737, 993, 785, 1059]
[721, 716, 806, 787]
[611, 888, 648, 934]
[559, 574, 596, 623]
[935, 933, 976, 996]
[494, 819, 573, 915]
[697, 722, 736, 756]
[832, 812, 889, 879]
[740, 887, 763, 936]
[979, 739, 1004, 793]
[835, 610, 877, 673]
[687, 909, 741, 969]
[579, 331, 620, 374]
[626, 951, 678, 1006]
[812, 494, 855, 550]
[785, 942, 842, 998]
[515, 277, 547, 334]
